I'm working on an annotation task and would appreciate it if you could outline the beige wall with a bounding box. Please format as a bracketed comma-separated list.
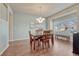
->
[76, 5, 79, 31]
[46, 17, 54, 30]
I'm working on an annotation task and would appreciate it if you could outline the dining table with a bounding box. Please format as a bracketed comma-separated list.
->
[33, 34, 54, 46]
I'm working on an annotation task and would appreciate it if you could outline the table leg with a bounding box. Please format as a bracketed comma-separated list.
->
[51, 35, 54, 45]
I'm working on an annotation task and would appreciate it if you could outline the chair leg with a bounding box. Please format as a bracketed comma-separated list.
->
[34, 41, 36, 50]
[30, 41, 32, 50]
[48, 40, 50, 48]
[42, 42, 44, 49]
[38, 40, 40, 47]
[45, 42, 47, 48]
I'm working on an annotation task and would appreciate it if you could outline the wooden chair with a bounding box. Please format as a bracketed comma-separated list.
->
[29, 31, 39, 50]
[35, 29, 43, 35]
[41, 30, 51, 49]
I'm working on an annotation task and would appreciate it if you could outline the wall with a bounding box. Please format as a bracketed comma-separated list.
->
[13, 12, 46, 40]
[76, 5, 79, 32]
[45, 17, 52, 30]
[0, 3, 9, 55]
[0, 3, 2, 53]
[0, 4, 1, 18]
[0, 3, 13, 55]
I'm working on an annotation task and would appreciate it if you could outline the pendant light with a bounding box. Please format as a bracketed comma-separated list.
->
[36, 6, 45, 23]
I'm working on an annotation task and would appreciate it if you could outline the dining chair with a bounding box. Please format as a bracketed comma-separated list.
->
[41, 30, 51, 49]
[29, 31, 39, 50]
[35, 29, 43, 35]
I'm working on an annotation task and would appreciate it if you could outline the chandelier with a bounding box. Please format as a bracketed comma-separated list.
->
[36, 6, 45, 23]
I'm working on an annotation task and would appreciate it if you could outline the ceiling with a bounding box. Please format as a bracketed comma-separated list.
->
[9, 3, 74, 17]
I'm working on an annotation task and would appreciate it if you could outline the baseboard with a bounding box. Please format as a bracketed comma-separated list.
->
[0, 44, 9, 56]
[9, 38, 29, 42]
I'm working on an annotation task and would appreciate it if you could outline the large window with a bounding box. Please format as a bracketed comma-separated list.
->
[53, 15, 77, 36]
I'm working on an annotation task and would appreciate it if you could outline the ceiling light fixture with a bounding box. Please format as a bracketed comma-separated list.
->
[36, 6, 45, 23]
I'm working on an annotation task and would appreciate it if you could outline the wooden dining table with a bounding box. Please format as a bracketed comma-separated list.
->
[33, 34, 54, 46]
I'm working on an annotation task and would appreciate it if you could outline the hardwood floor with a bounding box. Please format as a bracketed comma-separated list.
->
[1, 39, 77, 56]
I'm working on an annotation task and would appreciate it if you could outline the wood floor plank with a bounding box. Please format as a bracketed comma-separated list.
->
[1, 39, 77, 56]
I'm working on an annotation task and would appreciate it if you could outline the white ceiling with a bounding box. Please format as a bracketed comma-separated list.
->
[9, 3, 74, 17]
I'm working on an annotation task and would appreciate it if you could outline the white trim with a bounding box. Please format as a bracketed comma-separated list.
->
[8, 10, 13, 42]
[0, 44, 9, 56]
[5, 4, 13, 15]
[9, 38, 29, 42]
[53, 10, 77, 19]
